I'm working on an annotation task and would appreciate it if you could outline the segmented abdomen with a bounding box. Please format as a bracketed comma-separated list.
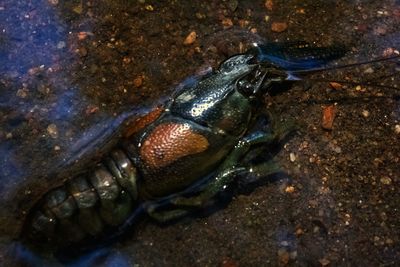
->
[26, 148, 139, 246]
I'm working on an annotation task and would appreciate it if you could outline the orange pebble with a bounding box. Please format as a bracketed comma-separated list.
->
[321, 105, 337, 130]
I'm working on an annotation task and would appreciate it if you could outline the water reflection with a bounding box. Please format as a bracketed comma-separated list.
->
[0, 2, 155, 263]
[0, 0, 78, 180]
[67, 248, 131, 267]
[12, 241, 132, 267]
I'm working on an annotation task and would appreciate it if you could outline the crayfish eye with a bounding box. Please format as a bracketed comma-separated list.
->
[237, 79, 254, 97]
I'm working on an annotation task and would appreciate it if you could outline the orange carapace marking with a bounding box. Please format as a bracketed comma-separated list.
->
[124, 106, 164, 137]
[140, 122, 209, 168]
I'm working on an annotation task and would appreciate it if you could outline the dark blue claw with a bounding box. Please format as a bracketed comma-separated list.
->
[249, 41, 348, 71]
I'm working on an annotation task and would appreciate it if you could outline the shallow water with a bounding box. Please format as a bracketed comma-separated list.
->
[0, 0, 399, 266]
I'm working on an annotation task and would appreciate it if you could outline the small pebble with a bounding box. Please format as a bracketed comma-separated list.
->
[57, 41, 66, 49]
[47, 124, 58, 139]
[48, 0, 59, 6]
[227, 0, 238, 12]
[295, 228, 304, 236]
[277, 248, 290, 265]
[321, 105, 337, 130]
[393, 8, 400, 17]
[195, 12, 206, 19]
[319, 258, 330, 266]
[85, 105, 99, 115]
[374, 25, 387, 35]
[280, 241, 289, 247]
[133, 76, 143, 87]
[221, 257, 239, 267]
[364, 67, 374, 74]
[289, 152, 296, 162]
[330, 143, 342, 153]
[296, 8, 305, 14]
[380, 176, 392, 185]
[72, 4, 83, 14]
[16, 88, 28, 98]
[285, 185, 295, 193]
[77, 47, 87, 57]
[183, 31, 197, 45]
[250, 28, 258, 33]
[78, 31, 90, 40]
[265, 0, 273, 11]
[382, 47, 395, 57]
[395, 124, 400, 134]
[238, 19, 250, 28]
[361, 110, 370, 118]
[222, 18, 233, 29]
[344, 213, 351, 225]
[289, 251, 297, 260]
[54, 145, 61, 151]
[329, 82, 342, 90]
[271, 22, 288, 32]
[145, 4, 154, 11]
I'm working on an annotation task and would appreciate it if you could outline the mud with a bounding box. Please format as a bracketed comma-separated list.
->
[0, 0, 399, 266]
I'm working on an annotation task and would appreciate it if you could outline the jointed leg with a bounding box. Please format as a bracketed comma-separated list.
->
[146, 118, 294, 222]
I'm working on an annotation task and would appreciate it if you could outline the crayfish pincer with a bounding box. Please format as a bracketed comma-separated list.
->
[22, 42, 346, 252]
